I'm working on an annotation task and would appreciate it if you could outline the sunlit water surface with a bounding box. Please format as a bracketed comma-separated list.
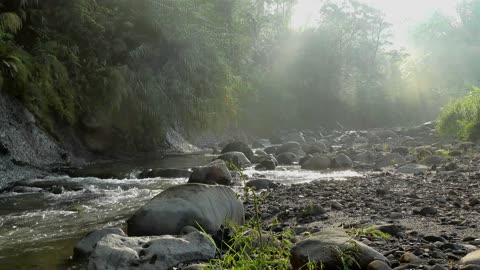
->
[0, 155, 360, 269]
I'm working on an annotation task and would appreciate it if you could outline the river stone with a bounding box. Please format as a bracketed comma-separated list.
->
[374, 153, 406, 169]
[139, 168, 191, 179]
[461, 250, 480, 266]
[221, 141, 253, 160]
[332, 153, 353, 169]
[74, 228, 127, 260]
[127, 183, 244, 236]
[303, 142, 327, 155]
[217, 151, 252, 169]
[290, 230, 388, 270]
[87, 231, 215, 270]
[367, 260, 392, 270]
[301, 156, 331, 170]
[396, 164, 429, 174]
[422, 155, 447, 166]
[276, 152, 299, 165]
[188, 159, 232, 185]
[254, 158, 277, 171]
[246, 179, 278, 190]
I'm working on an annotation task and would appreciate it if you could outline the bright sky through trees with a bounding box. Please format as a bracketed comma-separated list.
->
[291, 0, 458, 47]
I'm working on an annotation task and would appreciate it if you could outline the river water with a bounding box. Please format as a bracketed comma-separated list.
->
[0, 154, 360, 269]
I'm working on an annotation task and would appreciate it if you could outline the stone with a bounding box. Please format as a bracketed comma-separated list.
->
[419, 207, 438, 216]
[392, 147, 409, 156]
[88, 232, 215, 270]
[423, 155, 447, 166]
[367, 260, 392, 270]
[246, 179, 278, 190]
[332, 153, 353, 169]
[301, 156, 331, 171]
[127, 184, 244, 236]
[74, 228, 127, 260]
[374, 153, 406, 169]
[290, 230, 388, 270]
[221, 141, 254, 160]
[400, 252, 422, 264]
[461, 250, 480, 266]
[217, 152, 252, 169]
[276, 152, 299, 165]
[188, 160, 233, 185]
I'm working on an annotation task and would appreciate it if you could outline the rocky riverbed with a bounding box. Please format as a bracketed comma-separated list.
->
[1, 121, 480, 270]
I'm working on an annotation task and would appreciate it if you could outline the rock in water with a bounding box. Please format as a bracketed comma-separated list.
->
[246, 179, 278, 190]
[74, 228, 127, 260]
[332, 153, 353, 169]
[127, 184, 244, 236]
[88, 232, 216, 270]
[276, 152, 299, 165]
[301, 156, 331, 170]
[217, 151, 252, 169]
[188, 160, 233, 185]
[396, 164, 428, 174]
[221, 141, 253, 160]
[290, 230, 388, 270]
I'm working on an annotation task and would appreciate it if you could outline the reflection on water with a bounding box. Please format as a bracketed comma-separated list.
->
[0, 155, 360, 269]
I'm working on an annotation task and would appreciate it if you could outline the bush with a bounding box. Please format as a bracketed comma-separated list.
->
[437, 86, 480, 141]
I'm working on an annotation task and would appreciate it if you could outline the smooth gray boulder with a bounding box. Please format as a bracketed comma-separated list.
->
[290, 230, 388, 270]
[188, 159, 233, 185]
[139, 168, 191, 179]
[246, 179, 279, 190]
[88, 232, 215, 270]
[277, 141, 305, 156]
[276, 152, 299, 165]
[221, 141, 254, 160]
[74, 228, 127, 260]
[127, 183, 244, 236]
[332, 153, 353, 169]
[301, 156, 331, 170]
[217, 151, 252, 169]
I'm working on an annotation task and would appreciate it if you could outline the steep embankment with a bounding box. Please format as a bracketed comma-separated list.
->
[0, 93, 68, 188]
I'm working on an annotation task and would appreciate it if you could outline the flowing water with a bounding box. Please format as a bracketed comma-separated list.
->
[0, 154, 360, 270]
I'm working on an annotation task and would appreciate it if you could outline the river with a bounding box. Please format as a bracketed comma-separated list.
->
[0, 154, 360, 269]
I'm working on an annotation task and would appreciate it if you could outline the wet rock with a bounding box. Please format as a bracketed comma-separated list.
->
[246, 179, 278, 190]
[255, 149, 268, 156]
[127, 184, 244, 236]
[300, 204, 326, 217]
[88, 232, 215, 270]
[332, 153, 353, 169]
[396, 164, 429, 174]
[301, 156, 331, 170]
[188, 160, 233, 185]
[73, 228, 127, 260]
[290, 230, 388, 270]
[139, 168, 191, 179]
[303, 142, 327, 155]
[217, 151, 252, 169]
[276, 152, 299, 165]
[10, 186, 43, 193]
[255, 159, 276, 171]
[299, 154, 312, 166]
[368, 260, 393, 270]
[461, 250, 480, 266]
[424, 235, 447, 243]
[375, 224, 404, 238]
[221, 141, 253, 160]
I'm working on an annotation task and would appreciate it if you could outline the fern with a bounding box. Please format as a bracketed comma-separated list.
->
[0, 12, 22, 33]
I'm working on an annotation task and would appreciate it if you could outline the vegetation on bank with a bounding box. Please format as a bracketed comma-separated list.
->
[1, 0, 480, 151]
[437, 87, 480, 141]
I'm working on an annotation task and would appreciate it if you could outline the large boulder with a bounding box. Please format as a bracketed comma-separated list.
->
[301, 156, 331, 171]
[127, 184, 244, 236]
[188, 160, 233, 185]
[374, 153, 406, 169]
[217, 152, 252, 169]
[332, 153, 353, 169]
[74, 228, 127, 260]
[290, 230, 388, 270]
[88, 232, 216, 270]
[276, 152, 299, 165]
[221, 141, 254, 160]
[255, 156, 277, 171]
[246, 179, 279, 190]
[303, 142, 327, 155]
[278, 141, 304, 156]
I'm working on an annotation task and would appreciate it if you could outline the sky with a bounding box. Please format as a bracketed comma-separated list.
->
[291, 0, 459, 47]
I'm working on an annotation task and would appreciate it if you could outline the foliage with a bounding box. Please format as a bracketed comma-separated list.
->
[346, 225, 392, 239]
[437, 86, 480, 141]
